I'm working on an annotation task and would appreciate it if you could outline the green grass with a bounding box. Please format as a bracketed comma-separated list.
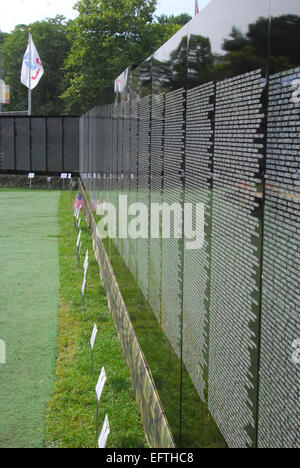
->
[102, 236, 227, 448]
[45, 191, 147, 448]
[0, 189, 60, 448]
[87, 190, 226, 447]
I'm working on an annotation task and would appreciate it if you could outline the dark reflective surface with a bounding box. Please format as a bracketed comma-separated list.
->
[81, 0, 300, 448]
[15, 118, 30, 171]
[0, 117, 79, 173]
[31, 119, 46, 172]
[0, 118, 14, 171]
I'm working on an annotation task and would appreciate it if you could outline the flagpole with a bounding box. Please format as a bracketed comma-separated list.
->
[28, 28, 32, 116]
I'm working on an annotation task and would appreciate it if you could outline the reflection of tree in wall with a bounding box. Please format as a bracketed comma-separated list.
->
[169, 37, 188, 90]
[213, 15, 300, 80]
[152, 34, 213, 91]
[133, 61, 152, 99]
[154, 15, 300, 91]
[152, 57, 173, 93]
[188, 34, 213, 88]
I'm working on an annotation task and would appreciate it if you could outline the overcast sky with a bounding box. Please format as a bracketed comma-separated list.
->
[0, 0, 212, 33]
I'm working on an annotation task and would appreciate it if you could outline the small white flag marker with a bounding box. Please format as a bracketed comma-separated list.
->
[84, 249, 89, 276]
[90, 324, 98, 350]
[95, 367, 107, 403]
[76, 230, 81, 249]
[98, 415, 110, 448]
[90, 323, 98, 375]
[82, 275, 87, 297]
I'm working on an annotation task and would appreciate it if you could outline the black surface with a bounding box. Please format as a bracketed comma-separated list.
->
[79, 0, 300, 448]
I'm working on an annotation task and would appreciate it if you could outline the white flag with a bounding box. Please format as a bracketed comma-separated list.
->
[21, 36, 44, 90]
[114, 68, 128, 94]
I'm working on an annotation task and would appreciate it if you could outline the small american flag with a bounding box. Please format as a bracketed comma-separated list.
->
[73, 192, 85, 210]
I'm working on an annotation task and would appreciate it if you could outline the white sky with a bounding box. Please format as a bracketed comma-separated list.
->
[156, 0, 211, 17]
[0, 0, 212, 33]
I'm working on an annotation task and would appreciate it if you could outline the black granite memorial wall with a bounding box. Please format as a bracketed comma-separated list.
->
[79, 0, 300, 448]
[0, 116, 79, 174]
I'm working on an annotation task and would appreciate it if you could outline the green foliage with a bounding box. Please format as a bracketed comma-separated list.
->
[0, 3, 192, 115]
[1, 9, 300, 115]
[46, 191, 147, 448]
[1, 16, 71, 115]
[156, 13, 192, 26]
[0, 31, 7, 45]
[61, 0, 181, 114]
[60, 11, 300, 113]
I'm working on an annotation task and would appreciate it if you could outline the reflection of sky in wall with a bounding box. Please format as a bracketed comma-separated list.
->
[189, 0, 271, 55]
[155, 0, 300, 58]
[191, 0, 300, 54]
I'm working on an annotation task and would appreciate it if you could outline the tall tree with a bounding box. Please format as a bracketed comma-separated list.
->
[61, 0, 181, 114]
[156, 13, 192, 26]
[1, 16, 71, 115]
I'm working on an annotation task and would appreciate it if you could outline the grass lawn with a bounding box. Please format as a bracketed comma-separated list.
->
[0, 188, 146, 448]
[0, 189, 60, 448]
[0, 185, 225, 448]
[45, 191, 147, 448]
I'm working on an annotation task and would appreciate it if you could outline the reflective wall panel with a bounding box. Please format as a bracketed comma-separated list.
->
[0, 116, 79, 174]
[47, 118, 63, 173]
[149, 93, 164, 323]
[15, 118, 30, 171]
[79, 0, 300, 448]
[0, 118, 14, 171]
[183, 82, 215, 402]
[208, 69, 265, 448]
[31, 118, 46, 172]
[258, 67, 300, 448]
[64, 117, 79, 173]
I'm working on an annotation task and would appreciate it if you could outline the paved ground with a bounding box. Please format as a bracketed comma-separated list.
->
[0, 190, 60, 448]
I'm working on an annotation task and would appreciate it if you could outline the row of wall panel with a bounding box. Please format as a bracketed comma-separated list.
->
[79, 66, 299, 449]
[0, 117, 79, 173]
